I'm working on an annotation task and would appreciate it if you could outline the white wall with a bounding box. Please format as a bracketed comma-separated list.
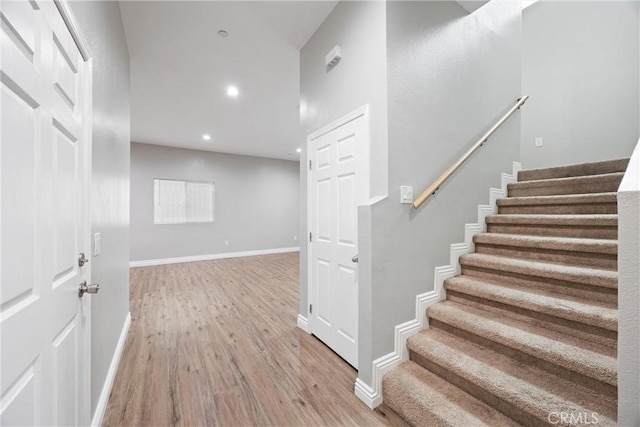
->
[299, 0, 388, 317]
[130, 143, 299, 261]
[522, 1, 640, 169]
[67, 1, 131, 416]
[618, 140, 640, 426]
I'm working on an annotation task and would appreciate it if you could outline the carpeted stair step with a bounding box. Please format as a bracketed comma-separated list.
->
[460, 253, 617, 303]
[497, 192, 618, 214]
[507, 173, 624, 198]
[382, 360, 521, 427]
[473, 233, 617, 270]
[405, 328, 617, 427]
[518, 158, 629, 182]
[444, 276, 617, 347]
[426, 301, 617, 396]
[485, 214, 617, 239]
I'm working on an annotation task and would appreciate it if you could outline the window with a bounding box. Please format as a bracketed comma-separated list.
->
[153, 179, 215, 224]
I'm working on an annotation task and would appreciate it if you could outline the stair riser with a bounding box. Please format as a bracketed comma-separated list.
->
[473, 244, 617, 270]
[486, 224, 617, 239]
[446, 291, 617, 349]
[459, 265, 617, 304]
[498, 204, 617, 215]
[408, 349, 560, 427]
[518, 159, 629, 182]
[508, 179, 622, 198]
[426, 319, 618, 399]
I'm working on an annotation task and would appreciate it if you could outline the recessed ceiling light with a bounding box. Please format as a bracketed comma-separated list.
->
[218, 30, 229, 38]
[227, 85, 239, 97]
[296, 148, 301, 153]
[202, 134, 211, 141]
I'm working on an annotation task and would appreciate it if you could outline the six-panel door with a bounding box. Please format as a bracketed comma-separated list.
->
[1, 1, 91, 425]
[308, 109, 369, 369]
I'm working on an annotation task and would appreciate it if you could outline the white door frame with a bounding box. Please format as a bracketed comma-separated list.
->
[306, 104, 370, 364]
[53, 2, 93, 424]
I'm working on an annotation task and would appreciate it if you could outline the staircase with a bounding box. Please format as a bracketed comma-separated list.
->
[382, 158, 629, 427]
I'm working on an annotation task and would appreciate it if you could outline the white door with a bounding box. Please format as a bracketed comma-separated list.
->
[1, 1, 92, 425]
[308, 106, 369, 369]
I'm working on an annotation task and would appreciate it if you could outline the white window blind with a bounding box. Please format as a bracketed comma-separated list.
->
[153, 179, 215, 224]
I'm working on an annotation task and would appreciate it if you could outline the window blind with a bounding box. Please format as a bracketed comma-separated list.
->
[153, 179, 215, 224]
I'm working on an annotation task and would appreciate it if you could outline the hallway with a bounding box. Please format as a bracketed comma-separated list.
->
[103, 253, 403, 426]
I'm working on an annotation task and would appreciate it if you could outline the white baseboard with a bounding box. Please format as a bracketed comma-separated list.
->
[296, 314, 311, 334]
[129, 247, 301, 268]
[354, 161, 521, 409]
[91, 312, 131, 427]
[355, 378, 379, 409]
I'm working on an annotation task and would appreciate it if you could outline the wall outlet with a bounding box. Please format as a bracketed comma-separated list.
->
[400, 186, 414, 204]
[94, 233, 101, 256]
[535, 137, 544, 147]
[224, 240, 229, 246]
[293, 236, 298, 241]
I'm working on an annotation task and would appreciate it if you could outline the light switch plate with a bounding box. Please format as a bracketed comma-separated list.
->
[400, 186, 414, 204]
[94, 232, 101, 256]
[535, 137, 544, 147]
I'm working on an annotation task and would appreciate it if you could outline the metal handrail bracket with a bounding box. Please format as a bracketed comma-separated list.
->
[412, 96, 529, 209]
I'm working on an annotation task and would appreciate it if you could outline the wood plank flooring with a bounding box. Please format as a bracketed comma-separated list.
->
[103, 252, 405, 427]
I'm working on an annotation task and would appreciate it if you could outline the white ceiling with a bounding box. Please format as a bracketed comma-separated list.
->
[119, 1, 338, 161]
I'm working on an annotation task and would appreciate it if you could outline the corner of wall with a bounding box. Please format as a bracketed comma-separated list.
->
[354, 161, 521, 409]
[617, 139, 640, 426]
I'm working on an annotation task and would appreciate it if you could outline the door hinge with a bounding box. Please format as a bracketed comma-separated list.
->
[310, 304, 313, 314]
[309, 160, 312, 170]
[309, 232, 312, 242]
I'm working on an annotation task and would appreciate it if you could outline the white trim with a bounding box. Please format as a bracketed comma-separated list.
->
[53, 0, 91, 61]
[617, 140, 640, 426]
[354, 378, 379, 408]
[354, 161, 522, 409]
[91, 312, 131, 427]
[129, 247, 300, 268]
[306, 104, 370, 353]
[307, 104, 371, 142]
[296, 314, 311, 334]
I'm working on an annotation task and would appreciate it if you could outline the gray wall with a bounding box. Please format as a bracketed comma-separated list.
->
[67, 1, 131, 416]
[364, 0, 522, 384]
[299, 0, 522, 385]
[299, 0, 388, 316]
[521, 1, 640, 169]
[130, 143, 299, 261]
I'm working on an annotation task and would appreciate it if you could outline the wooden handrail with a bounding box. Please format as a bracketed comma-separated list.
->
[412, 96, 529, 209]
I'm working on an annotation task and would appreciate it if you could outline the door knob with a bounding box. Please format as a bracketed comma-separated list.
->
[78, 281, 100, 297]
[351, 254, 359, 263]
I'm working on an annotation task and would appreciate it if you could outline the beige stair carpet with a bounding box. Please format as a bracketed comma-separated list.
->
[383, 158, 629, 427]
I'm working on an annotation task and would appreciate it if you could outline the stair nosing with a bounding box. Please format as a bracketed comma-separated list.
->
[518, 158, 629, 181]
[508, 172, 624, 188]
[460, 253, 617, 288]
[473, 233, 618, 254]
[496, 192, 618, 206]
[444, 275, 617, 331]
[485, 214, 618, 226]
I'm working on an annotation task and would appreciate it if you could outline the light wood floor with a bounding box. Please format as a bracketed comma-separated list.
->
[103, 252, 405, 427]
